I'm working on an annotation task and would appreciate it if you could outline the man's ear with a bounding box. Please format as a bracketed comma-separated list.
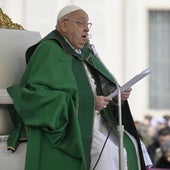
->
[60, 20, 67, 32]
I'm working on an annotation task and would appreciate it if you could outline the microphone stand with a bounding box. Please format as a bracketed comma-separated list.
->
[89, 44, 124, 170]
[116, 84, 124, 170]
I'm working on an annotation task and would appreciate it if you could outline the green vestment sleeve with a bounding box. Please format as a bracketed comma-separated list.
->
[7, 40, 86, 170]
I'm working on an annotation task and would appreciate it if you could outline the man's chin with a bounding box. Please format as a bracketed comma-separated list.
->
[78, 43, 85, 49]
[80, 42, 85, 48]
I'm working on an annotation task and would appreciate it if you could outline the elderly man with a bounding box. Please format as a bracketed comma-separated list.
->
[7, 5, 146, 170]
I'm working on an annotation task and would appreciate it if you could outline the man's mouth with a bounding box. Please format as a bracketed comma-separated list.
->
[81, 34, 89, 42]
[82, 35, 87, 38]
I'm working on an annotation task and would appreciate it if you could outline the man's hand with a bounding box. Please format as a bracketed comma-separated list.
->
[95, 96, 112, 111]
[95, 88, 132, 111]
[121, 88, 132, 101]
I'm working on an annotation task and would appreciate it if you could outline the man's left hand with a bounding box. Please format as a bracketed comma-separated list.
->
[121, 88, 132, 101]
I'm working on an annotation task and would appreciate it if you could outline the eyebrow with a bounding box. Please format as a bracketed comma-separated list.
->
[74, 17, 88, 20]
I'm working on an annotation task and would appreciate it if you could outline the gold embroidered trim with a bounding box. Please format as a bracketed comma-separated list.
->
[19, 126, 28, 141]
[0, 8, 24, 30]
[25, 126, 28, 138]
[85, 54, 92, 61]
[7, 146, 16, 151]
[19, 138, 28, 141]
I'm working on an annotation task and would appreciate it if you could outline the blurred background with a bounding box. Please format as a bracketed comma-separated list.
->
[0, 0, 170, 122]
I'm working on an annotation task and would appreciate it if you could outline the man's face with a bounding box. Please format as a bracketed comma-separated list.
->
[62, 10, 90, 49]
[158, 135, 170, 145]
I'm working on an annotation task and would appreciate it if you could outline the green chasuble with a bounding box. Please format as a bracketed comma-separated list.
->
[7, 30, 146, 170]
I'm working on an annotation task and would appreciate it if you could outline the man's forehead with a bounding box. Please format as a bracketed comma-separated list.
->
[69, 10, 89, 20]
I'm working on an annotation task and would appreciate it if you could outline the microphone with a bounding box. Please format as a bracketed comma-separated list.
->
[89, 43, 124, 170]
[88, 43, 98, 57]
[87, 33, 92, 40]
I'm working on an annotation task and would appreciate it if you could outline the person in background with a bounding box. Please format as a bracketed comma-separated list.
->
[141, 115, 168, 147]
[143, 115, 153, 127]
[6, 5, 147, 170]
[164, 115, 170, 127]
[147, 126, 170, 164]
[151, 117, 168, 132]
[154, 140, 170, 168]
[134, 118, 154, 147]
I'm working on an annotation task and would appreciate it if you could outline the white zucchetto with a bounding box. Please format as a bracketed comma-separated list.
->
[57, 5, 81, 21]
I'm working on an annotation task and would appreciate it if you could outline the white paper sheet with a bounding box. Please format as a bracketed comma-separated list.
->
[108, 68, 150, 98]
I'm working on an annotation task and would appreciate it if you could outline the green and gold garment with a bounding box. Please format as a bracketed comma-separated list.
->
[7, 30, 146, 170]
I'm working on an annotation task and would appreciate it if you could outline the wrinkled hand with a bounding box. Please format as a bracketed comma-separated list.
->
[95, 96, 112, 111]
[121, 88, 132, 101]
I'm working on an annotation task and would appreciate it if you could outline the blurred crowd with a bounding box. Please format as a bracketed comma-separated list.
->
[135, 114, 170, 169]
